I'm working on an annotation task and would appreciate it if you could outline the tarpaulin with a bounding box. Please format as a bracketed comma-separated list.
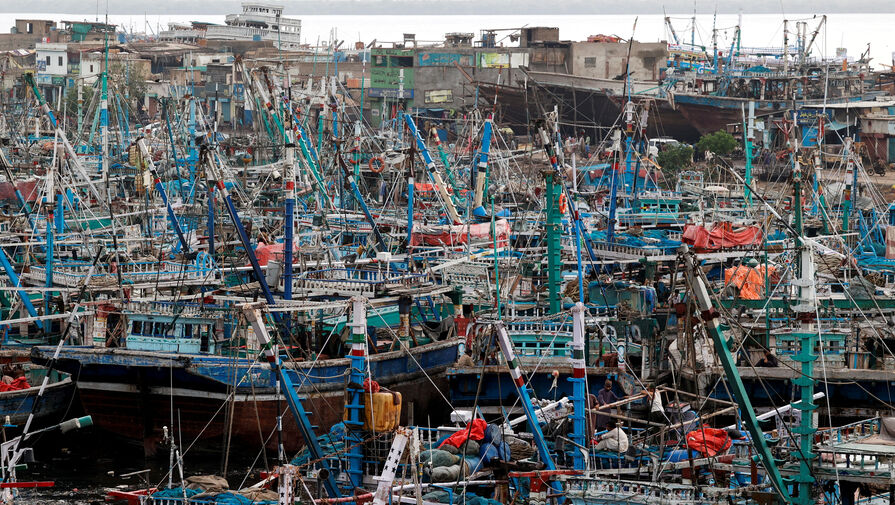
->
[411, 219, 510, 247]
[724, 265, 776, 300]
[686, 427, 732, 457]
[439, 419, 488, 448]
[0, 377, 30, 392]
[682, 222, 762, 252]
[253, 241, 300, 266]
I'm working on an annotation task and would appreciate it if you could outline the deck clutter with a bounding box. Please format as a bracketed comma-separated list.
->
[3, 3, 895, 505]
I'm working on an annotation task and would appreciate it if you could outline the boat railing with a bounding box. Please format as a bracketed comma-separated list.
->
[294, 267, 429, 295]
[588, 240, 667, 259]
[123, 301, 218, 318]
[566, 475, 714, 504]
[28, 260, 205, 287]
[816, 418, 880, 447]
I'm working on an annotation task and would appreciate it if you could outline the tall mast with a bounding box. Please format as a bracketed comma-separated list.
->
[743, 101, 755, 206]
[538, 121, 564, 315]
[790, 125, 818, 505]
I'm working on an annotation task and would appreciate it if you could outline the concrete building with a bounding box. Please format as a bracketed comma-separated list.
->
[35, 42, 69, 102]
[0, 19, 60, 51]
[14, 20, 56, 38]
[568, 41, 667, 81]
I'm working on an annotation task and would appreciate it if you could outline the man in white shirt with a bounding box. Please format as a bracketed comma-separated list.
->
[596, 420, 629, 453]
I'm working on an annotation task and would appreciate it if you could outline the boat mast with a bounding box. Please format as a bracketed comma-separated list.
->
[537, 123, 564, 315]
[789, 127, 818, 505]
[568, 302, 587, 470]
[743, 101, 755, 206]
[842, 137, 856, 237]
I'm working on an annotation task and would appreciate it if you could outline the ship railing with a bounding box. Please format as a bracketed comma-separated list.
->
[294, 268, 429, 295]
[566, 475, 712, 503]
[28, 260, 205, 287]
[123, 301, 215, 318]
[587, 240, 667, 259]
[816, 418, 881, 447]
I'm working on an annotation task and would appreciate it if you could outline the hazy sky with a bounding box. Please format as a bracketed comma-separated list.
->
[4, 0, 895, 15]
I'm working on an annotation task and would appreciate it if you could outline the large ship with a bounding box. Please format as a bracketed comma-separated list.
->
[205, 2, 302, 50]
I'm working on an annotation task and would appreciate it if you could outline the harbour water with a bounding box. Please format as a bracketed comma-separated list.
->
[1, 12, 894, 67]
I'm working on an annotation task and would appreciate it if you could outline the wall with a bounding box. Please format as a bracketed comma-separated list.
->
[15, 20, 56, 37]
[568, 41, 667, 81]
[36, 43, 68, 76]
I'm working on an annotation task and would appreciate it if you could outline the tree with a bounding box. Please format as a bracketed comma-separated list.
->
[656, 144, 694, 187]
[696, 130, 737, 159]
[657, 144, 693, 171]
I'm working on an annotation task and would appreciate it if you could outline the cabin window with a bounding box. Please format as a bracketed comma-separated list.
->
[132, 321, 142, 334]
[183, 324, 193, 338]
[584, 57, 596, 68]
[58, 56, 63, 66]
[46, 56, 51, 65]
[89, 64, 94, 72]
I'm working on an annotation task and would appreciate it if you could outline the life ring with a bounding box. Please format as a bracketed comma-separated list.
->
[558, 193, 568, 214]
[369, 156, 385, 174]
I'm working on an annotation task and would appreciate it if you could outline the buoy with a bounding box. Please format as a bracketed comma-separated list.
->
[369, 156, 385, 174]
[558, 193, 568, 214]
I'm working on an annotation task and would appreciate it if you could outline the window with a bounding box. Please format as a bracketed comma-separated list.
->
[584, 57, 596, 68]
[46, 56, 50, 65]
[132, 321, 142, 334]
[58, 56, 63, 66]
[26, 22, 33, 34]
[89, 64, 94, 73]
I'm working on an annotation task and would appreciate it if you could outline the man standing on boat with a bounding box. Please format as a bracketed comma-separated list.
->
[595, 380, 620, 430]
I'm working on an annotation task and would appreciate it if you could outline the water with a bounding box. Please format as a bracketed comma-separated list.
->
[1, 12, 894, 69]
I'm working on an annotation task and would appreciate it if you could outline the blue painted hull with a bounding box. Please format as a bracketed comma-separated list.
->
[31, 339, 460, 453]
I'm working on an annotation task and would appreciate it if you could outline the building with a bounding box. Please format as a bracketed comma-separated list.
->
[0, 19, 59, 51]
[13, 20, 57, 38]
[205, 3, 301, 50]
[35, 42, 69, 102]
[60, 21, 116, 43]
[80, 50, 153, 85]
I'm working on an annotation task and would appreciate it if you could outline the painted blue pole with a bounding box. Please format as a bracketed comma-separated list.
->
[345, 297, 367, 490]
[403, 114, 461, 223]
[407, 176, 415, 249]
[207, 186, 215, 256]
[284, 154, 295, 301]
[55, 197, 64, 234]
[473, 118, 494, 213]
[568, 303, 587, 469]
[139, 139, 191, 254]
[0, 248, 41, 327]
[45, 203, 54, 332]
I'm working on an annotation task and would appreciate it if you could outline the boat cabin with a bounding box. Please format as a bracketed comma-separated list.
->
[125, 311, 219, 354]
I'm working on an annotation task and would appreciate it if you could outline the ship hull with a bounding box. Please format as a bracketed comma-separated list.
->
[31, 340, 460, 455]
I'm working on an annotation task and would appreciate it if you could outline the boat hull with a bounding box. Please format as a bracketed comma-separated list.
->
[31, 339, 460, 455]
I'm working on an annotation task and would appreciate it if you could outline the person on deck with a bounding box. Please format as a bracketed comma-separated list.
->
[644, 385, 666, 432]
[756, 350, 779, 367]
[595, 380, 620, 430]
[595, 420, 629, 453]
